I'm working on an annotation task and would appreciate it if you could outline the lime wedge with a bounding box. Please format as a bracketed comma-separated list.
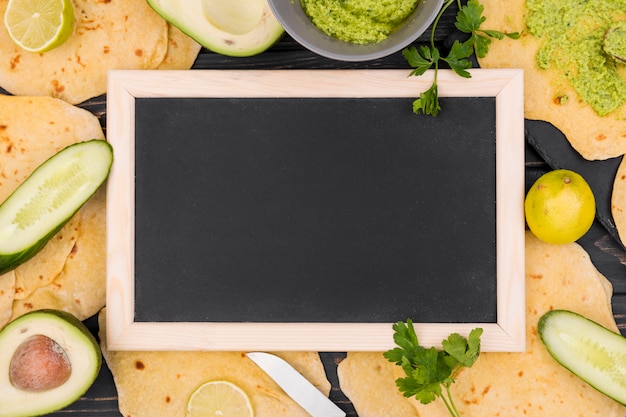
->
[186, 380, 253, 417]
[4, 0, 74, 53]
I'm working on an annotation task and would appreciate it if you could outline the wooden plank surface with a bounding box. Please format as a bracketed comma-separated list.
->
[3, 5, 625, 416]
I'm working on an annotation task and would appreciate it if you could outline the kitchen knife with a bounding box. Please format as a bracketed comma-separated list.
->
[246, 352, 346, 417]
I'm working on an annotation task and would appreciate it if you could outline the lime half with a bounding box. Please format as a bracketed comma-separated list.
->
[186, 380, 253, 417]
[4, 0, 74, 53]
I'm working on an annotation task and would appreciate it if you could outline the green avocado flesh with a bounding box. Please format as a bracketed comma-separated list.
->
[0, 139, 113, 275]
[147, 0, 284, 57]
[539, 310, 626, 405]
[0, 310, 102, 417]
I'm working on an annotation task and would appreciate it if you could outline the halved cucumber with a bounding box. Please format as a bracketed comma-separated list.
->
[539, 309, 626, 405]
[0, 139, 113, 275]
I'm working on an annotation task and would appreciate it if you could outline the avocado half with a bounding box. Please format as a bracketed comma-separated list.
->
[147, 0, 284, 57]
[0, 310, 102, 417]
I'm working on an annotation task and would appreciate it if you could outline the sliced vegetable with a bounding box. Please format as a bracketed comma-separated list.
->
[0, 309, 102, 417]
[0, 139, 113, 275]
[539, 309, 626, 405]
[146, 0, 284, 57]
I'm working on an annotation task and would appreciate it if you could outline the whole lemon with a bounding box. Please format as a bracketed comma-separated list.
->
[524, 169, 596, 244]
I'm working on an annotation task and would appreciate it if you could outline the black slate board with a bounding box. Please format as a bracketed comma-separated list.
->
[526, 119, 624, 248]
[132, 96, 499, 325]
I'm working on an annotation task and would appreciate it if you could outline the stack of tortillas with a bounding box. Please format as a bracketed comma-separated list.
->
[337, 232, 626, 416]
[0, 0, 201, 104]
[475, 0, 626, 245]
[0, 95, 107, 328]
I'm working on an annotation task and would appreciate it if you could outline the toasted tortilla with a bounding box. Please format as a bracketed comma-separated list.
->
[157, 24, 202, 70]
[337, 231, 626, 417]
[12, 215, 80, 301]
[613, 158, 626, 246]
[0, 271, 15, 329]
[0, 95, 106, 328]
[476, 0, 626, 161]
[0, 0, 200, 104]
[98, 310, 332, 417]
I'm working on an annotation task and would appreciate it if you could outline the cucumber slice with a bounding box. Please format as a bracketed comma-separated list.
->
[539, 309, 626, 405]
[0, 139, 113, 275]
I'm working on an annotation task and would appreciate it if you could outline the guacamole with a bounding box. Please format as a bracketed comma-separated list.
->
[526, 0, 626, 116]
[300, 0, 419, 44]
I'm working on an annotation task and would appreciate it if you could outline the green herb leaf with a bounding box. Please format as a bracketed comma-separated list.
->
[385, 320, 483, 417]
[412, 82, 440, 117]
[404, 0, 518, 117]
[473, 33, 492, 58]
[454, 0, 486, 33]
[443, 40, 473, 78]
[481, 29, 521, 40]
[403, 45, 437, 76]
[442, 328, 483, 368]
[481, 29, 504, 40]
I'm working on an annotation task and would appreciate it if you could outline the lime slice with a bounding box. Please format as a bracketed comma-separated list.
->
[4, 0, 74, 53]
[186, 380, 253, 417]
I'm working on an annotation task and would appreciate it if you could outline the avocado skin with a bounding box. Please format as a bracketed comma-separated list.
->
[0, 309, 102, 417]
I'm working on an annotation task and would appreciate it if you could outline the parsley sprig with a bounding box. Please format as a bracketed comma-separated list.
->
[403, 0, 520, 116]
[383, 319, 483, 417]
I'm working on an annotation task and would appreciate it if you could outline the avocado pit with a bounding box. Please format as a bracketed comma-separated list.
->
[9, 334, 71, 391]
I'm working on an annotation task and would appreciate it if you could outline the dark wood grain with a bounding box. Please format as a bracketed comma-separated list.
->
[6, 3, 625, 415]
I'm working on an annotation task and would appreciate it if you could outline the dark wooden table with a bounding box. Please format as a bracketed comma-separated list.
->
[7, 6, 624, 416]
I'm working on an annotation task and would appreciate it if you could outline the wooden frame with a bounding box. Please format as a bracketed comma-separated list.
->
[106, 69, 525, 352]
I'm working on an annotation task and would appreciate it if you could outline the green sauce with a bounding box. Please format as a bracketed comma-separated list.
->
[526, 0, 626, 116]
[300, 0, 419, 45]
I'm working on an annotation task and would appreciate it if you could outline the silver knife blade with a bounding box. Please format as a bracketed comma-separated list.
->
[246, 352, 346, 417]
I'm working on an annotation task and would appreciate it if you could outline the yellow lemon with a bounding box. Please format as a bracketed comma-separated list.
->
[186, 380, 253, 417]
[4, 0, 74, 53]
[525, 169, 596, 244]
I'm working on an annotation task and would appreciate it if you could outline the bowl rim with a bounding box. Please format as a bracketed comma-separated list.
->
[268, 0, 445, 62]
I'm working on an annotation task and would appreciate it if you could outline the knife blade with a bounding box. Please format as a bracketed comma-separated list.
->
[246, 352, 346, 417]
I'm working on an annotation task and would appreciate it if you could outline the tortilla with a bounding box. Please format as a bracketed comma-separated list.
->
[476, 0, 626, 161]
[12, 215, 80, 301]
[612, 159, 626, 245]
[337, 231, 626, 417]
[0, 0, 200, 104]
[0, 271, 15, 329]
[98, 310, 332, 417]
[157, 24, 202, 70]
[0, 94, 106, 328]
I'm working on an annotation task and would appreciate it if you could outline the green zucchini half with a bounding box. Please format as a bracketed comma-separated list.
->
[0, 139, 113, 275]
[539, 309, 626, 405]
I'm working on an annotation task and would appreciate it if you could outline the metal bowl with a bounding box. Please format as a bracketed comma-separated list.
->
[267, 0, 444, 62]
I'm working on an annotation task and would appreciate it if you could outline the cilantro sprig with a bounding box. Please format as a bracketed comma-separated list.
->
[404, 0, 520, 116]
[383, 319, 483, 417]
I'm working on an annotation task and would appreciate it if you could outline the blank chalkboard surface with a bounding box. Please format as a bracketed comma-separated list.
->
[134, 96, 496, 323]
[106, 69, 525, 352]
